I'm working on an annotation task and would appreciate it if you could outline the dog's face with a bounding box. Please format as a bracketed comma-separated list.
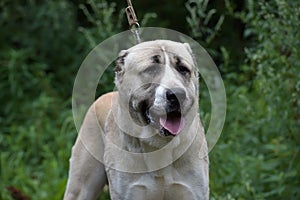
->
[115, 40, 199, 137]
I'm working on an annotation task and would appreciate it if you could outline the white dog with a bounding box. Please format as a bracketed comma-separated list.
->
[64, 40, 209, 200]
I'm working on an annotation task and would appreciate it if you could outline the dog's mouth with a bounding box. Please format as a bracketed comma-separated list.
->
[159, 111, 185, 136]
[141, 102, 185, 137]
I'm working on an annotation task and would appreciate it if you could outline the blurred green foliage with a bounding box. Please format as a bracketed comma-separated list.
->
[0, 0, 299, 199]
[209, 0, 300, 199]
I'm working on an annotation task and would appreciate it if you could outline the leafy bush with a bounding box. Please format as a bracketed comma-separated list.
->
[0, 1, 87, 199]
[204, 0, 300, 199]
[0, 0, 128, 199]
[0, 53, 73, 200]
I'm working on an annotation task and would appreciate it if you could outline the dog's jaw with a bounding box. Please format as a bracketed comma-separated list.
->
[143, 102, 185, 137]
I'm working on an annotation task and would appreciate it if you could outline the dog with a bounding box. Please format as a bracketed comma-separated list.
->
[64, 40, 209, 200]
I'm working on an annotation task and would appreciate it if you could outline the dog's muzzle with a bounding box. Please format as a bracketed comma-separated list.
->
[144, 88, 186, 137]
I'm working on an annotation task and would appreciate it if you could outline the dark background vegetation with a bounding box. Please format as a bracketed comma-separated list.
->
[1, 0, 299, 199]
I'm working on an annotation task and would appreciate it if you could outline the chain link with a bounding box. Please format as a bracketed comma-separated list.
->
[125, 0, 141, 44]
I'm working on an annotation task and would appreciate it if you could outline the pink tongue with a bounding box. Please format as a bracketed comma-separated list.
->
[159, 116, 184, 135]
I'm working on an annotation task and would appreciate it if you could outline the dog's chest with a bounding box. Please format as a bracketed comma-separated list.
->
[106, 165, 206, 200]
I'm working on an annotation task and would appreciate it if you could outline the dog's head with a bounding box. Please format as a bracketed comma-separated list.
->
[115, 40, 199, 137]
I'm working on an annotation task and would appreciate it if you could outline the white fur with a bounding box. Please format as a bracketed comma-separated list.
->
[64, 40, 209, 200]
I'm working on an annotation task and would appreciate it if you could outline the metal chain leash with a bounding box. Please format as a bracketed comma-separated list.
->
[125, 0, 141, 44]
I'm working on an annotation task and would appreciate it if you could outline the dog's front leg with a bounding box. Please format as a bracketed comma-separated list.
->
[64, 138, 106, 200]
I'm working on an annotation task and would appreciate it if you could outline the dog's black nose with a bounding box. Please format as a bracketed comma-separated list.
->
[166, 88, 186, 102]
[166, 88, 186, 111]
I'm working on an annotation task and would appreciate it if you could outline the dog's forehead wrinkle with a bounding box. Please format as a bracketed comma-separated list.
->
[161, 46, 170, 66]
[125, 44, 195, 67]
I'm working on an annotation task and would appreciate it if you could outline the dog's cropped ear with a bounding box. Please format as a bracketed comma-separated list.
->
[183, 43, 198, 78]
[114, 50, 128, 85]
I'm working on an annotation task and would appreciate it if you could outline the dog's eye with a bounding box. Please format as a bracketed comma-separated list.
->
[177, 65, 190, 76]
[152, 55, 161, 64]
[174, 56, 190, 76]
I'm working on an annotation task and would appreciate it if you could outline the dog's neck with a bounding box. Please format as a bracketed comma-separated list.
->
[122, 130, 174, 153]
